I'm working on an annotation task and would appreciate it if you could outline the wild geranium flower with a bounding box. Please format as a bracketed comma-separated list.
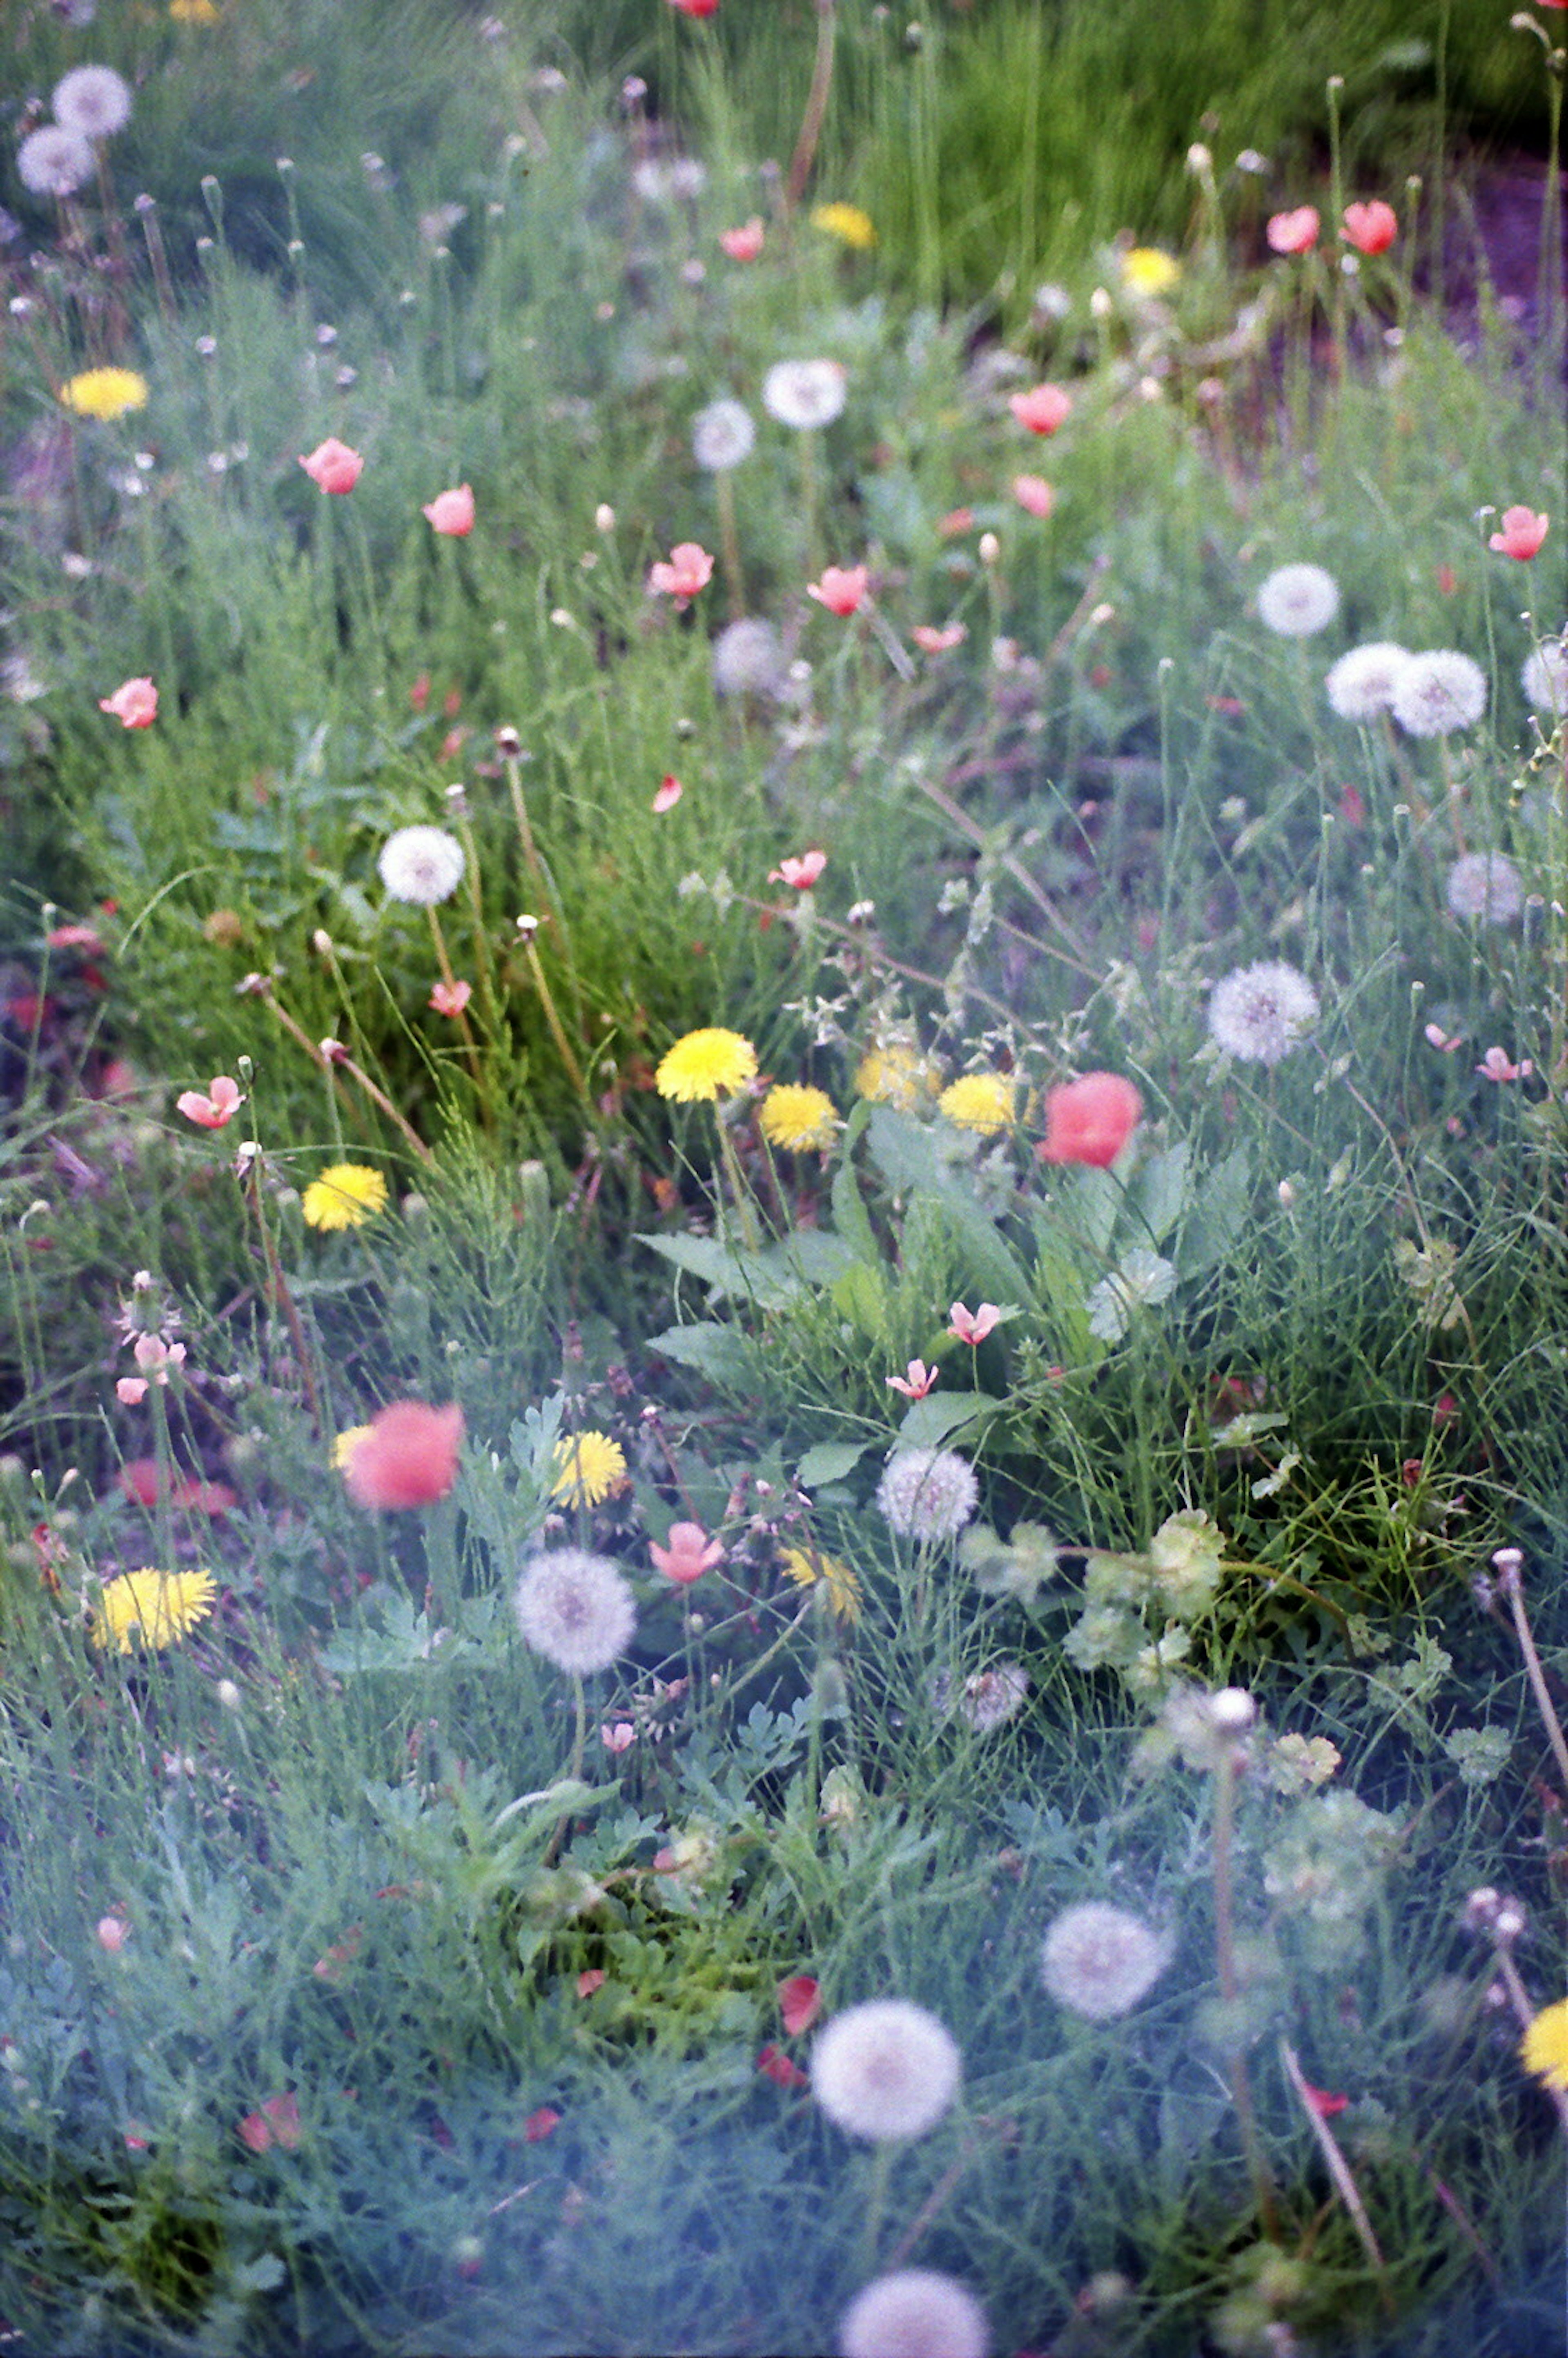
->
[1039, 1072, 1143, 1167]
[17, 126, 96, 197]
[99, 676, 157, 729]
[1521, 1998, 1568, 2093]
[1489, 506, 1549, 561]
[779, 1544, 861, 1620]
[378, 825, 465, 906]
[1040, 1901, 1172, 2019]
[1447, 852, 1522, 925]
[912, 623, 968, 653]
[514, 1547, 637, 1675]
[771, 849, 827, 889]
[810, 201, 876, 250]
[1009, 383, 1072, 435]
[1390, 649, 1488, 737]
[1207, 961, 1319, 1065]
[1522, 640, 1568, 716]
[1011, 473, 1055, 518]
[343, 1400, 463, 1509]
[762, 358, 848, 431]
[649, 1520, 724, 1585]
[1324, 641, 1411, 721]
[838, 2271, 990, 2358]
[91, 1567, 216, 1654]
[691, 399, 755, 472]
[549, 1431, 628, 1507]
[1267, 205, 1320, 254]
[422, 484, 475, 536]
[808, 565, 869, 616]
[939, 1073, 1015, 1134]
[655, 1027, 757, 1102]
[1341, 199, 1398, 254]
[648, 541, 714, 602]
[429, 978, 472, 1017]
[759, 1085, 837, 1150]
[301, 1163, 389, 1231]
[176, 1074, 243, 1128]
[719, 218, 765, 261]
[298, 437, 364, 494]
[886, 1360, 938, 1401]
[60, 368, 148, 421]
[878, 1448, 979, 1542]
[1257, 562, 1339, 637]
[947, 1301, 1001, 1346]
[601, 1721, 637, 1753]
[811, 2000, 961, 2142]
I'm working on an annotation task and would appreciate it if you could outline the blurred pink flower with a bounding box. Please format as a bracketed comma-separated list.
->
[807, 564, 868, 615]
[886, 1360, 938, 1401]
[1012, 473, 1055, 517]
[1476, 1046, 1532, 1082]
[1009, 383, 1072, 435]
[423, 483, 475, 536]
[947, 1301, 1001, 1346]
[429, 979, 472, 1017]
[96, 1914, 127, 1952]
[116, 1377, 148, 1405]
[132, 1334, 186, 1382]
[719, 218, 764, 261]
[1489, 506, 1548, 561]
[99, 677, 158, 729]
[299, 437, 363, 494]
[1267, 206, 1320, 255]
[238, 2091, 301, 2155]
[653, 773, 684, 812]
[911, 624, 967, 654]
[176, 1074, 244, 1128]
[650, 1520, 724, 1585]
[1038, 1071, 1144, 1167]
[777, 1973, 822, 2035]
[648, 541, 714, 601]
[1341, 200, 1396, 255]
[770, 850, 826, 889]
[601, 1721, 638, 1753]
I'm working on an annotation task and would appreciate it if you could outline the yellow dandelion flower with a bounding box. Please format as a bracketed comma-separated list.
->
[91, 1567, 216, 1654]
[550, 1431, 628, 1508]
[1521, 1998, 1568, 2092]
[854, 1044, 942, 1111]
[938, 1073, 1016, 1134]
[780, 1543, 861, 1621]
[331, 1425, 373, 1472]
[759, 1084, 837, 1151]
[1120, 247, 1180, 298]
[810, 202, 877, 252]
[655, 1028, 757, 1104]
[301, 1163, 390, 1232]
[60, 368, 149, 422]
[169, 0, 222, 19]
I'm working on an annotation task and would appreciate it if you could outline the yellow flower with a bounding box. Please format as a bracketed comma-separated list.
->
[810, 202, 877, 252]
[301, 1163, 389, 1232]
[780, 1543, 861, 1622]
[331, 1425, 373, 1472]
[169, 0, 221, 18]
[939, 1073, 1016, 1134]
[1521, 1998, 1568, 2092]
[854, 1044, 942, 1111]
[1120, 247, 1180, 299]
[550, 1431, 628, 1507]
[59, 368, 149, 422]
[759, 1084, 837, 1151]
[656, 1028, 757, 1103]
[91, 1567, 216, 1654]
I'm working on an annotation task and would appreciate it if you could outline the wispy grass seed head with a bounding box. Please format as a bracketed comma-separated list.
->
[838, 2269, 990, 2358]
[811, 1999, 961, 2141]
[513, 1547, 636, 1675]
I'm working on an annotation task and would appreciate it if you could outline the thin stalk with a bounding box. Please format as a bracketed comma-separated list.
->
[136, 196, 178, 326]
[1326, 78, 1347, 384]
[1214, 1750, 1280, 2238]
[715, 469, 745, 618]
[426, 905, 486, 1094]
[1279, 2039, 1390, 2297]
[243, 1154, 323, 1435]
[856, 2140, 895, 2279]
[1497, 1559, 1568, 1795]
[784, 0, 837, 214]
[504, 745, 549, 907]
[521, 930, 592, 1109]
[258, 986, 433, 1163]
[713, 1102, 760, 1250]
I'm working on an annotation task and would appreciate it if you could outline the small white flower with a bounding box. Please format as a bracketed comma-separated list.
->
[52, 64, 132, 140]
[1207, 959, 1320, 1065]
[377, 825, 466, 907]
[1256, 563, 1340, 638]
[1041, 1901, 1172, 2019]
[811, 1999, 961, 2142]
[690, 397, 755, 472]
[838, 2270, 990, 2358]
[513, 1547, 636, 1676]
[877, 1448, 978, 1542]
[762, 357, 848, 431]
[712, 617, 786, 700]
[1086, 1248, 1177, 1343]
[1521, 639, 1568, 717]
[1390, 649, 1488, 738]
[1446, 852, 1522, 925]
[16, 125, 96, 196]
[1324, 641, 1411, 722]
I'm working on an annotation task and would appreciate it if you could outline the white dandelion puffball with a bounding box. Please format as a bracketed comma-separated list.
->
[811, 1999, 962, 2142]
[1446, 852, 1522, 925]
[877, 1448, 978, 1542]
[377, 825, 466, 907]
[52, 64, 132, 140]
[1390, 649, 1488, 738]
[1256, 562, 1340, 638]
[762, 357, 848, 431]
[1324, 641, 1410, 722]
[1207, 960, 1320, 1065]
[839, 2270, 991, 2358]
[17, 125, 96, 197]
[691, 398, 756, 472]
[712, 617, 786, 700]
[1042, 1901, 1172, 2019]
[513, 1547, 637, 1676]
[957, 1663, 1031, 1732]
[1522, 639, 1568, 718]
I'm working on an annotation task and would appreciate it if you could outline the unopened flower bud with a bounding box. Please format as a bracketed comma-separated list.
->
[594, 504, 616, 533]
[1208, 1687, 1256, 1734]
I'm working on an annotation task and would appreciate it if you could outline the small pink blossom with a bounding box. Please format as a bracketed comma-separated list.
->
[757, 2043, 811, 2090]
[777, 1974, 822, 2036]
[96, 1914, 127, 1953]
[806, 563, 869, 615]
[886, 1360, 938, 1401]
[298, 437, 364, 495]
[1488, 506, 1549, 561]
[770, 849, 826, 889]
[1009, 383, 1072, 436]
[238, 2091, 302, 2155]
[1267, 205, 1320, 255]
[422, 483, 475, 536]
[523, 2105, 561, 2142]
[653, 773, 684, 813]
[428, 979, 472, 1018]
[947, 1300, 1002, 1346]
[1341, 200, 1397, 255]
[601, 1721, 638, 1753]
[1476, 1045, 1532, 1081]
[132, 1334, 186, 1382]
[648, 541, 714, 602]
[650, 1520, 725, 1585]
[116, 1377, 148, 1405]
[1424, 1023, 1463, 1054]
[911, 623, 967, 654]
[719, 217, 765, 261]
[99, 676, 158, 729]
[176, 1074, 244, 1129]
[1012, 473, 1055, 518]
[47, 923, 107, 953]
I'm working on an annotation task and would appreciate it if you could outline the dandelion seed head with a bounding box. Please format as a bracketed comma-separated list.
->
[1207, 960, 1320, 1065]
[1446, 852, 1522, 925]
[877, 1448, 978, 1542]
[691, 397, 756, 472]
[712, 617, 786, 699]
[17, 125, 96, 196]
[1390, 649, 1488, 738]
[377, 825, 465, 907]
[762, 357, 848, 430]
[52, 64, 132, 139]
[811, 1999, 962, 2141]
[1521, 639, 1568, 717]
[1256, 562, 1340, 637]
[838, 2269, 990, 2358]
[1324, 641, 1411, 721]
[513, 1547, 637, 1675]
[1041, 1901, 1172, 2019]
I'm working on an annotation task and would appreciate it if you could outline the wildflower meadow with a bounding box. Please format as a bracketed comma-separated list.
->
[2, 0, 1568, 2351]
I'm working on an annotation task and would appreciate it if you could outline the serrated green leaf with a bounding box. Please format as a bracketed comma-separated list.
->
[797, 1438, 873, 1488]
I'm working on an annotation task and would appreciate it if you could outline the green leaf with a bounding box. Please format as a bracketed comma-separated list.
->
[898, 1390, 1000, 1447]
[865, 1106, 1030, 1304]
[1178, 1146, 1252, 1279]
[646, 1322, 755, 1387]
[797, 1438, 873, 1488]
[830, 1102, 880, 1266]
[830, 1259, 887, 1339]
[1129, 1143, 1190, 1247]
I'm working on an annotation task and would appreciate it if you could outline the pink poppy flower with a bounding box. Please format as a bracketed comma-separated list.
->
[1489, 506, 1549, 561]
[648, 541, 714, 602]
[428, 979, 472, 1018]
[1266, 206, 1320, 255]
[523, 2105, 562, 2142]
[176, 1074, 245, 1129]
[777, 1974, 822, 2035]
[298, 437, 364, 495]
[1038, 1071, 1143, 1168]
[769, 850, 826, 889]
[719, 218, 765, 261]
[806, 563, 869, 615]
[343, 1400, 464, 1510]
[422, 483, 475, 536]
[886, 1359, 938, 1401]
[1341, 200, 1397, 255]
[99, 676, 158, 729]
[1012, 472, 1055, 518]
[653, 773, 684, 812]
[947, 1300, 1001, 1346]
[650, 1520, 725, 1586]
[756, 2044, 810, 2090]
[1009, 383, 1072, 436]
[911, 624, 967, 654]
[238, 2091, 301, 2155]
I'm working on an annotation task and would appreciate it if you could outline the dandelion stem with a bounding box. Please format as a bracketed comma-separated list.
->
[1498, 1562, 1568, 1797]
[713, 1103, 761, 1251]
[1213, 1749, 1280, 2239]
[857, 2138, 895, 2278]
[784, 0, 837, 214]
[523, 935, 593, 1110]
[427, 905, 485, 1092]
[256, 985, 433, 1164]
[504, 748, 550, 909]
[1279, 2039, 1390, 2298]
[715, 470, 745, 620]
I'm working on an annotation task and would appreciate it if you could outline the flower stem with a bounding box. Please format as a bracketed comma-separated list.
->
[1499, 1561, 1568, 1796]
[784, 0, 837, 213]
[1213, 1750, 1280, 2239]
